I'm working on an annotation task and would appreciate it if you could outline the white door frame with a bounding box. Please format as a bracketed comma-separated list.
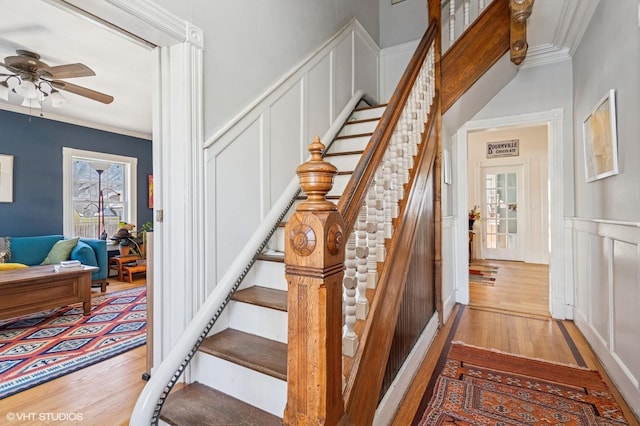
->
[454, 109, 572, 319]
[58, 0, 205, 366]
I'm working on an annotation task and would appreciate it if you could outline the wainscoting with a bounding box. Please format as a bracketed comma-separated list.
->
[203, 19, 380, 290]
[572, 218, 640, 419]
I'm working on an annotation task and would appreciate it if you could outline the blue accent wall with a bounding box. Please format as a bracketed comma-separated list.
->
[0, 109, 152, 237]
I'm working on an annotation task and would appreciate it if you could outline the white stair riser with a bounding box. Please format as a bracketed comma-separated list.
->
[350, 106, 385, 121]
[242, 259, 287, 291]
[328, 173, 350, 197]
[326, 135, 370, 154]
[228, 301, 288, 343]
[338, 119, 379, 136]
[191, 353, 286, 417]
[266, 227, 286, 253]
[326, 153, 362, 172]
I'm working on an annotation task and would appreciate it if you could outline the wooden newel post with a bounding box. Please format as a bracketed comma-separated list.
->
[283, 137, 346, 425]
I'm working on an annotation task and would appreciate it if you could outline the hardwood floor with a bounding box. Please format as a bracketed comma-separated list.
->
[392, 261, 640, 425]
[0, 277, 147, 426]
[3, 263, 638, 425]
[469, 259, 550, 317]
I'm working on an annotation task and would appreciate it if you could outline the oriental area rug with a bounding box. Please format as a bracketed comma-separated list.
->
[469, 263, 498, 286]
[417, 342, 629, 425]
[0, 287, 146, 399]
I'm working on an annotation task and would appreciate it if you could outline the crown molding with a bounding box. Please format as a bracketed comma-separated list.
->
[0, 102, 151, 140]
[520, 0, 599, 68]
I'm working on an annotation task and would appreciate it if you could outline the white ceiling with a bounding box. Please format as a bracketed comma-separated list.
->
[0, 0, 596, 140]
[0, 0, 153, 139]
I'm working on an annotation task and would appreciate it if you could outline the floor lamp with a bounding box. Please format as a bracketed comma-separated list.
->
[89, 162, 111, 240]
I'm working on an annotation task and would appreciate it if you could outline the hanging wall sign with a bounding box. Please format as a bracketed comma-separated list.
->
[486, 139, 519, 158]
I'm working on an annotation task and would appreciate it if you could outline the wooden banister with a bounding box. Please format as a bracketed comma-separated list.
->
[441, 0, 510, 112]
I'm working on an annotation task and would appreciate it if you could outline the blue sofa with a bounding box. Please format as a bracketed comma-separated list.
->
[8, 235, 109, 291]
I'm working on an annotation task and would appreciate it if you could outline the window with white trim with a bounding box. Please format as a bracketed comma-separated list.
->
[63, 148, 137, 241]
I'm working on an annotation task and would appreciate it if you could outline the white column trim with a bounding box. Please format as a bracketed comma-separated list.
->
[60, 0, 206, 367]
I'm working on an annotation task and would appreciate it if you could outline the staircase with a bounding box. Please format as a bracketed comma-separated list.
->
[131, 1, 534, 423]
[159, 104, 386, 425]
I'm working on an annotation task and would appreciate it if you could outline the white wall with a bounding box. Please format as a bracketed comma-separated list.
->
[570, 0, 640, 418]
[472, 60, 574, 217]
[468, 125, 549, 264]
[151, 0, 380, 138]
[572, 0, 640, 221]
[205, 21, 379, 287]
[379, 0, 428, 48]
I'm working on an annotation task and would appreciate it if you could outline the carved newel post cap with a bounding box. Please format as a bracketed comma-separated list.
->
[296, 136, 338, 211]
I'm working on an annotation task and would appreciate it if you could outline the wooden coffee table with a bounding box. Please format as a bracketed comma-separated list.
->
[0, 264, 98, 320]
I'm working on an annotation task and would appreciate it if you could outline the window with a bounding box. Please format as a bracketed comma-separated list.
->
[63, 148, 137, 241]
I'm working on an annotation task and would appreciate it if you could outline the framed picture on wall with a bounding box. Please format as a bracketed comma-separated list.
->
[582, 89, 619, 182]
[0, 155, 13, 203]
[148, 174, 154, 208]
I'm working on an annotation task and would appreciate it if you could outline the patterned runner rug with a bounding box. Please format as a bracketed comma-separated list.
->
[0, 287, 146, 399]
[469, 263, 498, 286]
[417, 343, 629, 425]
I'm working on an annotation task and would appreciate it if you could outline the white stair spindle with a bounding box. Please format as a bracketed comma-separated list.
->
[366, 182, 378, 289]
[375, 166, 386, 262]
[342, 232, 358, 357]
[355, 205, 369, 320]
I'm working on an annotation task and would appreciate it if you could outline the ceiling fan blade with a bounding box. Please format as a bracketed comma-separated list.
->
[51, 80, 114, 104]
[40, 63, 95, 79]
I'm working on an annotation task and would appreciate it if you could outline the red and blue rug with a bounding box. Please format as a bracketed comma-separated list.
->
[0, 287, 146, 399]
[469, 263, 498, 286]
[417, 343, 630, 425]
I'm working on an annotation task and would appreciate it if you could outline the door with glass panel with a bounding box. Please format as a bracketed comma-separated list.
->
[481, 166, 523, 261]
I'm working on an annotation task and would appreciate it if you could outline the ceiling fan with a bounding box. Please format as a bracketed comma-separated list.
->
[0, 49, 114, 106]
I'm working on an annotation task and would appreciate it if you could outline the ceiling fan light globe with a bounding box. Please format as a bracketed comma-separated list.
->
[21, 97, 40, 108]
[38, 81, 52, 95]
[51, 90, 68, 107]
[15, 80, 38, 99]
[6, 76, 20, 89]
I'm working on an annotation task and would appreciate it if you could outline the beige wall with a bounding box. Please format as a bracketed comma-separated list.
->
[468, 125, 548, 263]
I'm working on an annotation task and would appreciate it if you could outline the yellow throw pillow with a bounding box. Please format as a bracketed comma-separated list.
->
[41, 238, 79, 265]
[0, 263, 28, 271]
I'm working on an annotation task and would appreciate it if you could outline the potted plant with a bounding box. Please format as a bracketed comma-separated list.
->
[469, 205, 480, 230]
[111, 224, 144, 257]
[134, 221, 153, 264]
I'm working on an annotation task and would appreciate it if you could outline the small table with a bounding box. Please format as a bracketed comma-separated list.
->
[122, 263, 147, 283]
[109, 255, 141, 281]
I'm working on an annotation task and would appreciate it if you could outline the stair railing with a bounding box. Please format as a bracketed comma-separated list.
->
[129, 90, 375, 425]
[284, 18, 439, 424]
[441, 0, 494, 52]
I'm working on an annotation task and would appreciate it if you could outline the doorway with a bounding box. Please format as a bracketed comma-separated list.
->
[454, 109, 568, 319]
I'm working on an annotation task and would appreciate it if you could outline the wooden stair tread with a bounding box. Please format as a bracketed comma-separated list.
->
[345, 117, 380, 125]
[333, 133, 372, 141]
[160, 382, 281, 426]
[200, 329, 288, 381]
[323, 149, 364, 157]
[232, 286, 287, 312]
